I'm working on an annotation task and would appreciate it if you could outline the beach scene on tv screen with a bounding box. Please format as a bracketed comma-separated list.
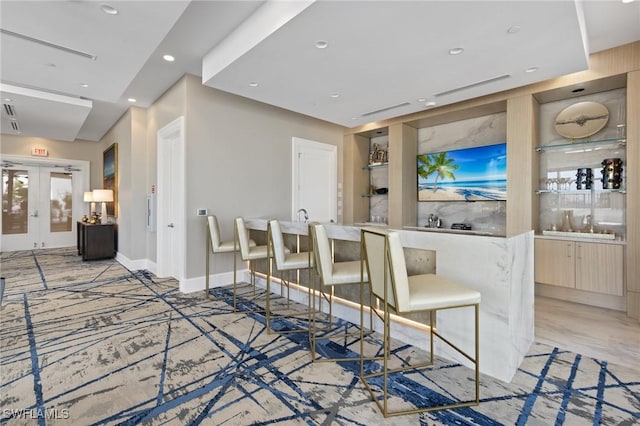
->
[418, 143, 507, 201]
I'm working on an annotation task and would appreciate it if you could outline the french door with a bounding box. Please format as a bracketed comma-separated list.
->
[1, 158, 88, 251]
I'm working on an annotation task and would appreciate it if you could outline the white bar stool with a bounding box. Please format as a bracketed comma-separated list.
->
[205, 215, 239, 300]
[308, 222, 376, 362]
[360, 227, 481, 417]
[233, 217, 273, 312]
[265, 219, 314, 335]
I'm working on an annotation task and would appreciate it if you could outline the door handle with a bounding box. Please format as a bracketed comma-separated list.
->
[168, 223, 175, 228]
[30, 210, 39, 218]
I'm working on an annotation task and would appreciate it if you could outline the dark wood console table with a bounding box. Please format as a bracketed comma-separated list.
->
[77, 222, 116, 261]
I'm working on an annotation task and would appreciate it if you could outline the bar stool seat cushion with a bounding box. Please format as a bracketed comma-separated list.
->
[328, 260, 368, 286]
[215, 240, 256, 253]
[278, 251, 313, 270]
[407, 274, 481, 311]
[244, 245, 288, 261]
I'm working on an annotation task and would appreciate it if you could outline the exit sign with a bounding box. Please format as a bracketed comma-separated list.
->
[31, 147, 49, 157]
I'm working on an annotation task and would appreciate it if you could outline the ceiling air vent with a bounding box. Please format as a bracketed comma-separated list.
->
[362, 102, 411, 117]
[10, 120, 20, 132]
[0, 29, 97, 60]
[435, 74, 511, 98]
[4, 103, 16, 117]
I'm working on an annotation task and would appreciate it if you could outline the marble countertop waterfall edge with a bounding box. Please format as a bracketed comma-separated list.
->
[245, 219, 535, 383]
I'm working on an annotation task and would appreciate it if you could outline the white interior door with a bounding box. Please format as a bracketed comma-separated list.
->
[1, 157, 87, 251]
[292, 137, 337, 223]
[157, 117, 185, 282]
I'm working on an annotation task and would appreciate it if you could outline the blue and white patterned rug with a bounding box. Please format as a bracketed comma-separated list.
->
[1, 248, 638, 425]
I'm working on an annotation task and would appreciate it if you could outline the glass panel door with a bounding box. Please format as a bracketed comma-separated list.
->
[2, 169, 30, 235]
[2, 166, 39, 250]
[2, 166, 83, 251]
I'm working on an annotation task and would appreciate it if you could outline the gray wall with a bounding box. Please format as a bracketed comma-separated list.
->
[183, 75, 345, 279]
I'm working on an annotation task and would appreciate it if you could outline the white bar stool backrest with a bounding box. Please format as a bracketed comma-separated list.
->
[268, 219, 288, 269]
[234, 217, 252, 260]
[310, 222, 333, 285]
[208, 215, 224, 252]
[362, 227, 411, 313]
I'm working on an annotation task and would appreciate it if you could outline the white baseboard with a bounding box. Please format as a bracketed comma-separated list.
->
[180, 270, 250, 294]
[115, 252, 151, 272]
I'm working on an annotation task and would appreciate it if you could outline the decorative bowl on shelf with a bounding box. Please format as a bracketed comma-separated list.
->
[554, 101, 609, 139]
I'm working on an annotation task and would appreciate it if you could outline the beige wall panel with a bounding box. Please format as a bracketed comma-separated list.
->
[626, 70, 640, 318]
[506, 95, 537, 237]
[388, 123, 417, 227]
[343, 133, 369, 224]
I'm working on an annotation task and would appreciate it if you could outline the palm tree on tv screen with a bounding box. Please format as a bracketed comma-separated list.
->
[418, 152, 458, 192]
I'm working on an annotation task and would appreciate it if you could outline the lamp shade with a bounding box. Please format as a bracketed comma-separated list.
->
[92, 189, 114, 202]
[83, 191, 94, 202]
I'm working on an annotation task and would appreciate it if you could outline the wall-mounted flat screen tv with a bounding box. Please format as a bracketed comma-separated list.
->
[417, 142, 507, 201]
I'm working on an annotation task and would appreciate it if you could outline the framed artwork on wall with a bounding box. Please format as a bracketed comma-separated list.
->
[103, 143, 118, 217]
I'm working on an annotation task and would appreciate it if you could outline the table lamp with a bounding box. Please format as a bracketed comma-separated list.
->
[83, 191, 95, 215]
[92, 189, 114, 224]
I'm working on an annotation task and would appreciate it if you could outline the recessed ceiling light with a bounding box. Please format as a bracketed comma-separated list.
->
[80, 83, 89, 88]
[100, 4, 119, 15]
[163, 54, 175, 62]
[525, 66, 538, 73]
[330, 93, 340, 98]
[249, 81, 258, 87]
[507, 26, 521, 34]
[622, 0, 636, 4]
[127, 98, 136, 103]
[351, 117, 358, 120]
[448, 47, 464, 55]
[3, 98, 12, 102]
[425, 101, 437, 107]
[417, 98, 426, 102]
[315, 40, 328, 49]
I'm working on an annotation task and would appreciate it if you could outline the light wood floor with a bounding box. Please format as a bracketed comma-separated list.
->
[535, 296, 640, 371]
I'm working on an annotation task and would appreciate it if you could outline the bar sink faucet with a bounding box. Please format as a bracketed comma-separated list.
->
[297, 208, 309, 223]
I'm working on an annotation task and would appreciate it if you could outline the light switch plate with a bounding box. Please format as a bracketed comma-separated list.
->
[196, 208, 207, 217]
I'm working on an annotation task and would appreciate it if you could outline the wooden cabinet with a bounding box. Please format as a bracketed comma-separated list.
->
[535, 238, 623, 296]
[77, 222, 116, 261]
[534, 239, 575, 288]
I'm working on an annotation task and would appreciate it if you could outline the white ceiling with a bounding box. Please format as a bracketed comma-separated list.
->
[1, 0, 639, 143]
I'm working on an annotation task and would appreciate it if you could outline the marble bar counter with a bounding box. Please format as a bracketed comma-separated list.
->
[244, 219, 534, 382]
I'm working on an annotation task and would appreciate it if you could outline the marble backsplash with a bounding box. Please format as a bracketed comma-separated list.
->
[417, 112, 507, 235]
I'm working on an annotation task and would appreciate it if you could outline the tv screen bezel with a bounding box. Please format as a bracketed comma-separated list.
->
[417, 142, 507, 202]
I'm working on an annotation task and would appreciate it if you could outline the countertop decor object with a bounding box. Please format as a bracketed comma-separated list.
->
[554, 101, 609, 139]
